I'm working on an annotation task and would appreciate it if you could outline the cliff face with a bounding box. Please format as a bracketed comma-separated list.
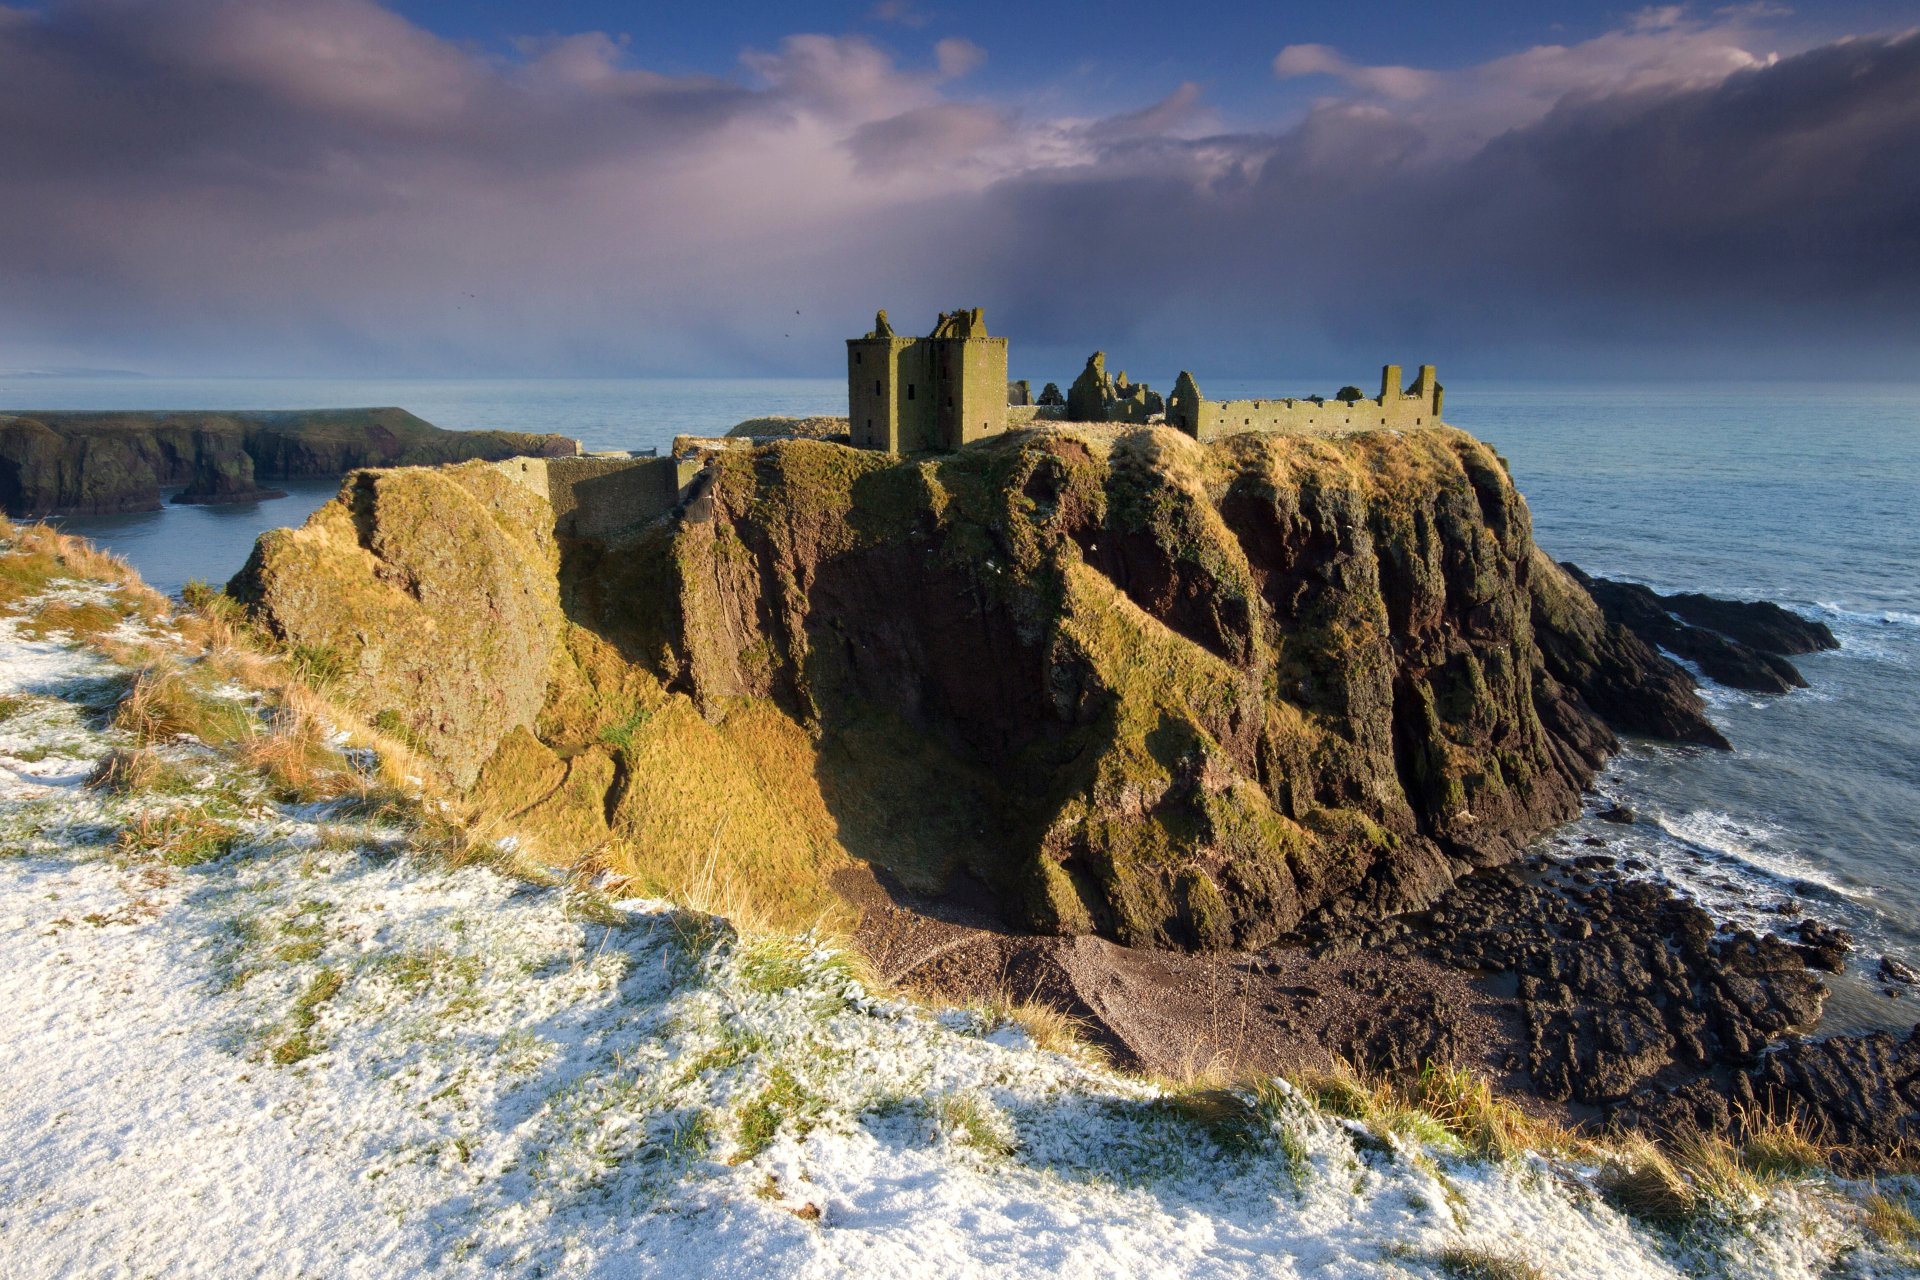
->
[230, 426, 1717, 948]
[0, 408, 576, 516]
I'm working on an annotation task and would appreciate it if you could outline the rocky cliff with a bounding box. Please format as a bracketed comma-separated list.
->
[0, 408, 577, 516]
[230, 424, 1717, 949]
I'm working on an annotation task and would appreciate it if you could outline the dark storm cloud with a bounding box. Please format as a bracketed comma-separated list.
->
[0, 1, 1915, 377]
[980, 30, 1920, 377]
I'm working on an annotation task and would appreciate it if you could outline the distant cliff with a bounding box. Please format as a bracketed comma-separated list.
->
[228, 424, 1718, 947]
[0, 408, 578, 516]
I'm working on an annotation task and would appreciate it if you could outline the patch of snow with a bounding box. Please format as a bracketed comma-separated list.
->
[0, 578, 1911, 1279]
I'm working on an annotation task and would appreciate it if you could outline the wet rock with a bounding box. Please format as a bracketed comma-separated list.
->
[1791, 919, 1854, 973]
[1740, 1027, 1920, 1166]
[1531, 558, 1728, 749]
[1879, 955, 1918, 985]
[1567, 565, 1810, 693]
[1596, 804, 1636, 825]
[1659, 592, 1838, 656]
[1418, 870, 1827, 1112]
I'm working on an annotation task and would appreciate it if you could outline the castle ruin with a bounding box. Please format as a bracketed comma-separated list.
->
[846, 308, 1009, 453]
[846, 309, 1441, 453]
[1166, 364, 1443, 439]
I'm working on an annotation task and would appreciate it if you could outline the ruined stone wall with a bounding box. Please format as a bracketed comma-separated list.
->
[1169, 365, 1444, 442]
[494, 455, 700, 539]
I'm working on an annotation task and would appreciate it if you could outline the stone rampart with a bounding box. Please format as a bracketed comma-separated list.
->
[493, 454, 701, 540]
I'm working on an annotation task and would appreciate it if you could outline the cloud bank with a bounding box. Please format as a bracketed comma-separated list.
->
[1, 0, 1916, 379]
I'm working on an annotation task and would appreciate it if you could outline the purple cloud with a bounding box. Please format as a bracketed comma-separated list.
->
[0, 0, 1914, 380]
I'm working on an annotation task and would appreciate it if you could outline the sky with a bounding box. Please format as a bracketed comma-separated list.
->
[2, 0, 1918, 382]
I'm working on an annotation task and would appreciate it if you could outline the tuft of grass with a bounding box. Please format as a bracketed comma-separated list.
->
[1431, 1242, 1547, 1280]
[1596, 1135, 1701, 1224]
[114, 809, 241, 867]
[86, 747, 199, 796]
[271, 968, 346, 1065]
[112, 664, 255, 747]
[597, 708, 652, 752]
[238, 688, 358, 803]
[1865, 1191, 1920, 1255]
[967, 992, 1091, 1058]
[1158, 1086, 1271, 1155]
[732, 1064, 821, 1162]
[1736, 1106, 1827, 1180]
[1407, 1062, 1564, 1162]
[930, 1091, 1018, 1158]
[0, 693, 28, 721]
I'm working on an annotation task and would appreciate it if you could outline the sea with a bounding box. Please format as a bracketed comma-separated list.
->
[10, 374, 1918, 1034]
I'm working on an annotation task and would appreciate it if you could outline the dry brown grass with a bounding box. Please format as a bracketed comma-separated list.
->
[111, 664, 255, 747]
[1864, 1190, 1920, 1255]
[237, 685, 363, 803]
[0, 517, 168, 618]
[966, 992, 1092, 1058]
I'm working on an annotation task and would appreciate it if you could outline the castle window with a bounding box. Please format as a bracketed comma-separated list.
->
[947, 398, 954, 408]
[874, 380, 881, 396]
[907, 384, 915, 401]
[855, 352, 862, 364]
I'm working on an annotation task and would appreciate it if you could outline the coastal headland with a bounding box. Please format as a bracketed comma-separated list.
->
[0, 407, 579, 517]
[221, 325, 1916, 1164]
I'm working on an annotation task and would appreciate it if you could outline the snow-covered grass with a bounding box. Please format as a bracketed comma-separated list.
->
[3, 521, 1918, 1279]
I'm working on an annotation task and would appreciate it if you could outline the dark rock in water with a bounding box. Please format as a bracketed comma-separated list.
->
[1596, 803, 1635, 825]
[1566, 565, 1808, 694]
[170, 432, 287, 505]
[1879, 955, 1918, 985]
[1659, 591, 1838, 656]
[1792, 919, 1853, 973]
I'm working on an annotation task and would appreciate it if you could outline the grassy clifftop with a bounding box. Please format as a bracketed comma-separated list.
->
[229, 425, 1714, 949]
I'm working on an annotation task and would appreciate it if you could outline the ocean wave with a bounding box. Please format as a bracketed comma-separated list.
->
[1811, 601, 1920, 629]
[1659, 809, 1857, 900]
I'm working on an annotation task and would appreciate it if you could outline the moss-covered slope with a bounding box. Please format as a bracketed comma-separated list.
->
[231, 426, 1716, 947]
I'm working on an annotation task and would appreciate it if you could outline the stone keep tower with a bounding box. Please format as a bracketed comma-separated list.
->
[847, 308, 1010, 453]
